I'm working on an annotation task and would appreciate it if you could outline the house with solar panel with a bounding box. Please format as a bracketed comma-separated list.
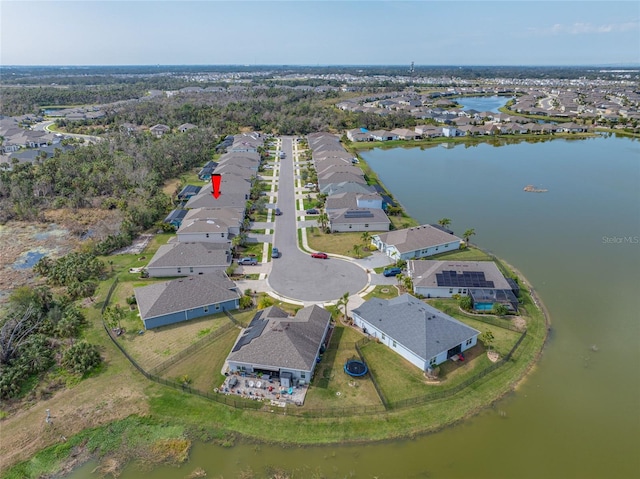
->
[372, 224, 463, 261]
[408, 260, 519, 312]
[352, 294, 480, 369]
[134, 271, 240, 329]
[225, 305, 332, 385]
[328, 208, 390, 233]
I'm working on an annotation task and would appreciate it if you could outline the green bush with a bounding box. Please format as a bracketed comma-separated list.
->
[62, 342, 102, 375]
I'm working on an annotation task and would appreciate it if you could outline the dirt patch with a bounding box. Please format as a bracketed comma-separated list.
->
[511, 316, 526, 331]
[487, 351, 500, 363]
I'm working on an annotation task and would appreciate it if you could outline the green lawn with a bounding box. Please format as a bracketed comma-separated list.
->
[362, 285, 399, 301]
[306, 230, 374, 258]
[304, 324, 381, 408]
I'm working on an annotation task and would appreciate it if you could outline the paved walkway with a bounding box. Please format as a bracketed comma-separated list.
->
[235, 136, 401, 310]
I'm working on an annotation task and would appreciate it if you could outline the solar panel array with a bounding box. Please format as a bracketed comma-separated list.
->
[344, 210, 374, 218]
[232, 313, 268, 352]
[435, 270, 495, 288]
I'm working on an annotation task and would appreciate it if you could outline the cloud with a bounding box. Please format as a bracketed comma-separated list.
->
[531, 20, 639, 35]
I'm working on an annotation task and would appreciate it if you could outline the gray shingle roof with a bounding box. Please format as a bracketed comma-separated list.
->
[134, 271, 239, 321]
[146, 242, 230, 270]
[374, 224, 462, 254]
[352, 294, 479, 361]
[226, 305, 331, 372]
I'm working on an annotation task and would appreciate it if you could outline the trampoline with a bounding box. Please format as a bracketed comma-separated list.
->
[344, 359, 368, 377]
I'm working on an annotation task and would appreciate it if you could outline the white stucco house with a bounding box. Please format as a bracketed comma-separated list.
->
[352, 294, 480, 369]
[372, 225, 462, 261]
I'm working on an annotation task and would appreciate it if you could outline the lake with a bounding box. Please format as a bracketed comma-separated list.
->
[68, 135, 640, 478]
[457, 95, 510, 112]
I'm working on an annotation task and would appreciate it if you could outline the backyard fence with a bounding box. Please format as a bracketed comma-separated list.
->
[101, 277, 530, 417]
[148, 321, 238, 376]
[355, 337, 390, 409]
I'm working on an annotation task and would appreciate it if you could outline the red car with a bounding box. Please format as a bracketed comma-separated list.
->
[311, 252, 328, 259]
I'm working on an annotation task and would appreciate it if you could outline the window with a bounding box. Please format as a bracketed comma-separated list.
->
[458, 289, 462, 294]
[349, 225, 352, 229]
[190, 267, 194, 273]
[429, 357, 437, 366]
[221, 233, 225, 237]
[392, 340, 397, 348]
[382, 333, 386, 340]
[204, 306, 209, 313]
[206, 233, 210, 238]
[364, 224, 369, 228]
[177, 268, 182, 274]
[449, 288, 453, 294]
[215, 304, 220, 310]
[445, 244, 449, 248]
[301, 373, 306, 379]
[466, 338, 473, 346]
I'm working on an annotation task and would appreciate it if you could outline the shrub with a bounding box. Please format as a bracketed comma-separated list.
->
[459, 296, 473, 311]
[62, 342, 102, 375]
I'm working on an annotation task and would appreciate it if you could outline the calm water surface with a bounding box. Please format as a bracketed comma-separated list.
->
[458, 96, 510, 112]
[69, 136, 640, 479]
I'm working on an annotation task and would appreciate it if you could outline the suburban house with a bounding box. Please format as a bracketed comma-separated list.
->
[408, 260, 519, 312]
[346, 128, 373, 142]
[176, 211, 239, 244]
[185, 178, 250, 212]
[149, 124, 171, 137]
[225, 304, 332, 385]
[372, 224, 463, 260]
[324, 191, 384, 212]
[145, 242, 231, 278]
[328, 208, 390, 233]
[134, 271, 240, 329]
[351, 294, 480, 370]
[369, 130, 398, 141]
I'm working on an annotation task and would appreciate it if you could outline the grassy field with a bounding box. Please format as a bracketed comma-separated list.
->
[306, 230, 374, 258]
[304, 324, 382, 408]
[160, 326, 241, 391]
[362, 285, 400, 301]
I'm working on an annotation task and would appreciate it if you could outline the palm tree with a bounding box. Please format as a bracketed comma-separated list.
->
[463, 228, 476, 244]
[352, 244, 362, 258]
[361, 231, 371, 247]
[336, 292, 350, 321]
[317, 211, 329, 231]
[438, 218, 452, 229]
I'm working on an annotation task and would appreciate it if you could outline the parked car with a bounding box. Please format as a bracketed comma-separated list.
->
[311, 252, 328, 259]
[304, 183, 316, 189]
[306, 208, 319, 214]
[238, 257, 258, 265]
[274, 208, 282, 216]
[383, 267, 402, 277]
[272, 247, 281, 258]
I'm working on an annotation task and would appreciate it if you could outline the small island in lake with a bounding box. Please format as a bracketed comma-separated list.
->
[523, 185, 548, 193]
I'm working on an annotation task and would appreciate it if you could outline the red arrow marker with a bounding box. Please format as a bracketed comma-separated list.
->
[211, 174, 221, 199]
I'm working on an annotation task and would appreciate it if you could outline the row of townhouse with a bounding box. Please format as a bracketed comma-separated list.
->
[306, 132, 391, 233]
[135, 132, 268, 329]
[347, 120, 589, 142]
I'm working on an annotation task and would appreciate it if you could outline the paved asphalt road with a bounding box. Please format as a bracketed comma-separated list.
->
[267, 137, 368, 302]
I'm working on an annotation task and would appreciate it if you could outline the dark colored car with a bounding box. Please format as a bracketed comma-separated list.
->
[306, 208, 319, 215]
[238, 257, 258, 265]
[311, 252, 328, 259]
[274, 208, 282, 216]
[383, 267, 402, 277]
[272, 247, 280, 258]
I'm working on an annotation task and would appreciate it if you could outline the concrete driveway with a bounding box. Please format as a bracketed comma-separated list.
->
[267, 137, 368, 302]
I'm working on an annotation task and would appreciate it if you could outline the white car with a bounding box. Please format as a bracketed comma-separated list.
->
[304, 183, 316, 189]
